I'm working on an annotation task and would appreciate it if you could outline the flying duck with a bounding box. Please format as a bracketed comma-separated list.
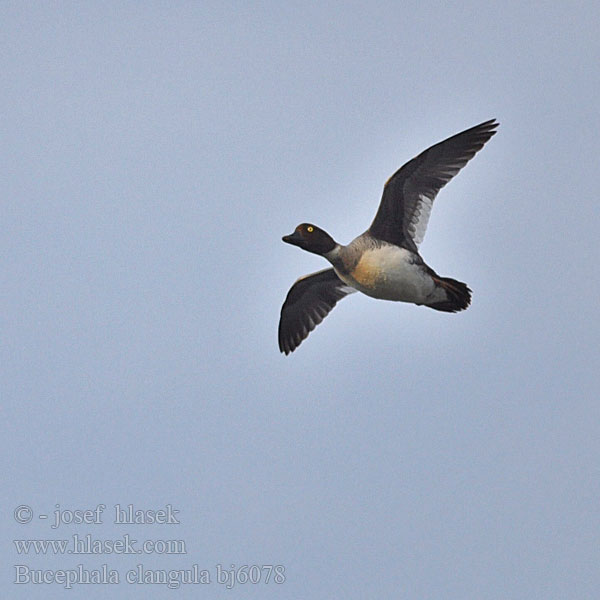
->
[279, 119, 499, 354]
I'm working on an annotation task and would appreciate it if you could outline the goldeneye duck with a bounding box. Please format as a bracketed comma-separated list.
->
[279, 119, 499, 355]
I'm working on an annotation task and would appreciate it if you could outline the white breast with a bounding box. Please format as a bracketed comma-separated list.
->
[337, 246, 436, 302]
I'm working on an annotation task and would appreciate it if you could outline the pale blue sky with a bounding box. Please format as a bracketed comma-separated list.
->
[3, 2, 600, 598]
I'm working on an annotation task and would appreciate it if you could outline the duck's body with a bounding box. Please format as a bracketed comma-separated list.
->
[325, 235, 441, 304]
[279, 119, 499, 354]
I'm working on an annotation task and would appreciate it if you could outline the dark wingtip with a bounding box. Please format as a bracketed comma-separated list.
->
[477, 118, 500, 134]
[278, 337, 294, 355]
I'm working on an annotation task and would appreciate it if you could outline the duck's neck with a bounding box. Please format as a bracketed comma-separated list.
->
[323, 244, 345, 269]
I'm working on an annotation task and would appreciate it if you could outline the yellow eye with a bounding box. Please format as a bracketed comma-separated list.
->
[307, 226, 314, 232]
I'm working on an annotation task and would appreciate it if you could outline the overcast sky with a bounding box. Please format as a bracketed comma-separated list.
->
[3, 2, 600, 599]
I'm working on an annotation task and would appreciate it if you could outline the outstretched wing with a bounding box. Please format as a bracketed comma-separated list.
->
[278, 268, 356, 355]
[369, 119, 499, 252]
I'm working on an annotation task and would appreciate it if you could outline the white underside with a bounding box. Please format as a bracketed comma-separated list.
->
[334, 246, 444, 304]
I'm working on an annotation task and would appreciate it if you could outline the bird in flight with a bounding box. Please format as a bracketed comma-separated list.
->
[279, 119, 499, 354]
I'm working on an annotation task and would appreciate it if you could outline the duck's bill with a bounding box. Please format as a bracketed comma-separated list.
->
[282, 231, 303, 245]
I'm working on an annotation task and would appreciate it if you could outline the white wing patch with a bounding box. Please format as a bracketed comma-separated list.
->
[407, 193, 434, 247]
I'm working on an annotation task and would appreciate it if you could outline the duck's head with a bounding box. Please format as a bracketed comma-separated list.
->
[282, 223, 337, 256]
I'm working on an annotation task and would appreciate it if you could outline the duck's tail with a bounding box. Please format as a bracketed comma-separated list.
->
[426, 276, 472, 313]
